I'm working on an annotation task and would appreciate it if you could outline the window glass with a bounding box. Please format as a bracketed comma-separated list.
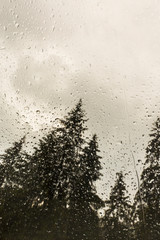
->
[0, 1, 159, 239]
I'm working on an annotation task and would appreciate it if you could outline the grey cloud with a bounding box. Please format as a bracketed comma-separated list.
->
[0, 0, 160, 199]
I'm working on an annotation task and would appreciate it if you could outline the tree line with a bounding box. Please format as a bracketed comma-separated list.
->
[0, 99, 159, 240]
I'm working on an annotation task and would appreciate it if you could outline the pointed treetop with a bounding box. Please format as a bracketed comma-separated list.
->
[67, 98, 84, 117]
[145, 117, 160, 165]
[2, 136, 25, 157]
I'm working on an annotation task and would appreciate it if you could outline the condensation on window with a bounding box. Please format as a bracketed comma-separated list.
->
[0, 1, 159, 240]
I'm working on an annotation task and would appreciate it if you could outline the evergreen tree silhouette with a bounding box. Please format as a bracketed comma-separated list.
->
[0, 100, 104, 240]
[104, 172, 132, 240]
[0, 137, 26, 187]
[134, 118, 160, 240]
[0, 137, 33, 240]
[67, 134, 103, 240]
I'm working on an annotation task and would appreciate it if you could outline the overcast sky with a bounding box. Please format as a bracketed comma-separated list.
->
[0, 0, 160, 200]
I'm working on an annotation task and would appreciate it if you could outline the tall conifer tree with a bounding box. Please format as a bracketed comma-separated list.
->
[0, 100, 104, 240]
[134, 118, 160, 240]
[104, 172, 132, 240]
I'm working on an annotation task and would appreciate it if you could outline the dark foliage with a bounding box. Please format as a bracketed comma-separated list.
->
[134, 118, 160, 240]
[0, 100, 103, 240]
[103, 172, 132, 240]
[0, 101, 159, 240]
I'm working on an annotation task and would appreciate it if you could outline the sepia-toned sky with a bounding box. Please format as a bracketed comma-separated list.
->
[0, 0, 160, 200]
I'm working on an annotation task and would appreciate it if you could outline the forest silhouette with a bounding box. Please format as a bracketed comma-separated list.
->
[0, 100, 159, 240]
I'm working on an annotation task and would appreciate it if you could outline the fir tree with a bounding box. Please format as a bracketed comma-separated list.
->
[134, 117, 160, 240]
[67, 134, 103, 240]
[104, 172, 132, 240]
[26, 128, 70, 239]
[0, 137, 26, 187]
[0, 100, 104, 240]
[59, 100, 103, 239]
[0, 137, 33, 240]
